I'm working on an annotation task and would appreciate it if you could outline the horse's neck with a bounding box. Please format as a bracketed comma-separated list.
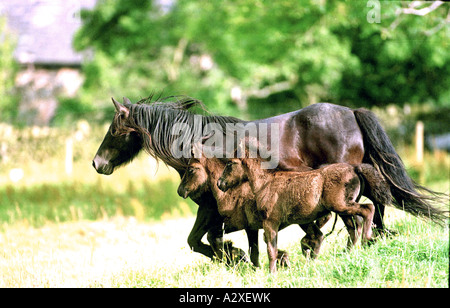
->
[132, 102, 244, 171]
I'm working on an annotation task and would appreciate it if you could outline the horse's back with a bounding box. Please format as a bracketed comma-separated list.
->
[259, 103, 364, 169]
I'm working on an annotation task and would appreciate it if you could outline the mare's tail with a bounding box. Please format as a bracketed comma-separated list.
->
[355, 163, 393, 207]
[353, 108, 448, 225]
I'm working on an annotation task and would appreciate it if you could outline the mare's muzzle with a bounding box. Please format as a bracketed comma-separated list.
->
[92, 155, 114, 175]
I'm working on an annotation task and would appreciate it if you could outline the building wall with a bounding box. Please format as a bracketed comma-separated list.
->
[15, 67, 83, 126]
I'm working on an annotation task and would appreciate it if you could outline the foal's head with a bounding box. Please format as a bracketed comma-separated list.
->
[177, 158, 209, 199]
[217, 158, 247, 192]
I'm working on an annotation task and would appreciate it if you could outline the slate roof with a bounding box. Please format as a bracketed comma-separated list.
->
[0, 0, 96, 66]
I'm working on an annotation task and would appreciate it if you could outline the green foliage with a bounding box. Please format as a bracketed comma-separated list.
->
[0, 16, 19, 120]
[52, 97, 96, 126]
[73, 0, 450, 120]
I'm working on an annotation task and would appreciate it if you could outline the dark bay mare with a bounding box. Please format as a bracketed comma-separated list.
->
[93, 96, 447, 262]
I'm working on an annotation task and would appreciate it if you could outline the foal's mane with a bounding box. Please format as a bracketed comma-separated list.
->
[114, 94, 243, 170]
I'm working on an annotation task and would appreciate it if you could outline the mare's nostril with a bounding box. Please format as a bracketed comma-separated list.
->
[92, 156, 114, 175]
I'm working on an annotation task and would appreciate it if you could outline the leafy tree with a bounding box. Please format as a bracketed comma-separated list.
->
[74, 0, 449, 119]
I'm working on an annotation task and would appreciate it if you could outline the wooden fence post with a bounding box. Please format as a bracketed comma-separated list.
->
[65, 137, 73, 176]
[415, 121, 424, 164]
[415, 121, 425, 184]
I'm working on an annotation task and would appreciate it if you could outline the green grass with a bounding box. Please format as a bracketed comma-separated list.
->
[94, 211, 448, 288]
[0, 178, 196, 228]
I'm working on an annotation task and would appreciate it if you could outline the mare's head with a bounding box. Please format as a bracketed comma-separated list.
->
[217, 158, 247, 192]
[177, 157, 209, 199]
[92, 97, 144, 175]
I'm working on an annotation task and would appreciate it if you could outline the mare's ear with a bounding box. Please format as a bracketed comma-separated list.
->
[246, 136, 259, 154]
[112, 97, 130, 118]
[192, 142, 203, 159]
[180, 97, 202, 110]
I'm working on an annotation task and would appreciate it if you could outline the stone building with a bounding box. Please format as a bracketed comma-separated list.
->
[0, 0, 96, 126]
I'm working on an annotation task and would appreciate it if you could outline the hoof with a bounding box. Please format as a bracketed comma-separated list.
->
[277, 250, 290, 268]
[223, 241, 250, 265]
[373, 227, 398, 238]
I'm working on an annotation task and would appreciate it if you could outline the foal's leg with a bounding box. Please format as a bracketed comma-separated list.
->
[277, 249, 290, 268]
[246, 229, 260, 267]
[359, 203, 375, 243]
[340, 215, 362, 250]
[299, 213, 331, 258]
[337, 202, 375, 249]
[263, 220, 279, 273]
[207, 221, 225, 260]
[300, 222, 325, 259]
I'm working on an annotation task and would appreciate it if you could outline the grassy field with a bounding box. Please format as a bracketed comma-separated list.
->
[0, 204, 447, 288]
[0, 122, 448, 287]
[102, 207, 448, 288]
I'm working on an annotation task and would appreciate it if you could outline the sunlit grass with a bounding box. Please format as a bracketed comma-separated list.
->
[95, 206, 448, 288]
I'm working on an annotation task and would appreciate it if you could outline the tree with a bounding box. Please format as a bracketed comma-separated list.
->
[74, 0, 449, 119]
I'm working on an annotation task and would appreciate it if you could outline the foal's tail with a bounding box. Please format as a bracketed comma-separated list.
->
[354, 164, 393, 208]
[354, 108, 449, 225]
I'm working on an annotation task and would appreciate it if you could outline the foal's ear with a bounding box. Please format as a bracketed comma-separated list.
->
[112, 97, 130, 118]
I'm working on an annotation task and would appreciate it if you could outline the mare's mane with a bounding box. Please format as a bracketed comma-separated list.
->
[113, 95, 243, 170]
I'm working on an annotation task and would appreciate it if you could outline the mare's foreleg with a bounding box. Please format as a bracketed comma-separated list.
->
[207, 220, 225, 261]
[187, 205, 219, 260]
[208, 214, 250, 265]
